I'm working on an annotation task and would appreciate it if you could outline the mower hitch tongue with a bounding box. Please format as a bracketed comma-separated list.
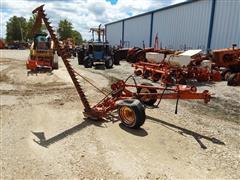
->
[32, 5, 211, 129]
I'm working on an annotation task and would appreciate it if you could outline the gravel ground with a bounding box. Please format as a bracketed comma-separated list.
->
[1, 50, 240, 179]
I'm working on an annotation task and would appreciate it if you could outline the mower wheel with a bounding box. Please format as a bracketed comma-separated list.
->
[84, 56, 93, 68]
[105, 57, 113, 69]
[137, 83, 157, 106]
[118, 99, 145, 128]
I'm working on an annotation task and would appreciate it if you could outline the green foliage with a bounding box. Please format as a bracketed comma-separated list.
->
[6, 16, 83, 45]
[6, 15, 48, 43]
[6, 16, 27, 42]
[72, 30, 83, 45]
[25, 15, 35, 41]
[57, 19, 73, 41]
[57, 19, 83, 45]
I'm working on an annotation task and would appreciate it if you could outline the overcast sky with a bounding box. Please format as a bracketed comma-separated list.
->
[1, 0, 185, 40]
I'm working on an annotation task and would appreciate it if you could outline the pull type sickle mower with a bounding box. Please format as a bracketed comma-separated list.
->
[32, 5, 211, 128]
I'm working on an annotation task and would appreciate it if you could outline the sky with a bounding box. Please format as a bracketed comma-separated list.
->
[0, 0, 186, 40]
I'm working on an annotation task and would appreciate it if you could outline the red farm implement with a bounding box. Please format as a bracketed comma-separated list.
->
[32, 5, 212, 129]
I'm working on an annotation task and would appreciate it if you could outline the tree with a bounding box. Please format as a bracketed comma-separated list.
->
[6, 15, 49, 43]
[57, 19, 83, 45]
[57, 19, 73, 41]
[6, 16, 27, 42]
[26, 15, 48, 41]
[25, 15, 35, 41]
[72, 30, 82, 45]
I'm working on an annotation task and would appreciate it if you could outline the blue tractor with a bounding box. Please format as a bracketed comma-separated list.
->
[83, 25, 113, 69]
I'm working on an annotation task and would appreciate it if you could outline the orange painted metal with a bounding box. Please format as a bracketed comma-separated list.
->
[32, 5, 211, 121]
[132, 61, 221, 84]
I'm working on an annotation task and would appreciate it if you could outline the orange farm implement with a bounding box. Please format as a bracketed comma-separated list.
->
[132, 61, 221, 85]
[32, 5, 211, 128]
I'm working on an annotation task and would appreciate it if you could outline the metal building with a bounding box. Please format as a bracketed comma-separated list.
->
[105, 0, 240, 51]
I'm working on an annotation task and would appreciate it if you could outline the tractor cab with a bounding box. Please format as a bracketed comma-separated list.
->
[82, 25, 113, 69]
[26, 33, 58, 72]
[33, 34, 50, 50]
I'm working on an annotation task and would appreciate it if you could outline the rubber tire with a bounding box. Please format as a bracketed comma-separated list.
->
[105, 57, 113, 69]
[143, 70, 151, 79]
[227, 73, 238, 86]
[135, 50, 145, 62]
[78, 55, 84, 65]
[224, 71, 232, 81]
[152, 73, 161, 82]
[137, 83, 157, 106]
[84, 56, 92, 68]
[52, 53, 58, 70]
[118, 100, 145, 129]
[221, 68, 230, 80]
[113, 53, 120, 65]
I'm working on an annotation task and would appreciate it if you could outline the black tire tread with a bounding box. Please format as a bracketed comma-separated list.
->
[137, 83, 157, 106]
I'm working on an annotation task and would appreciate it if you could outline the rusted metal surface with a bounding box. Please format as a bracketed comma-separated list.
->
[212, 46, 240, 69]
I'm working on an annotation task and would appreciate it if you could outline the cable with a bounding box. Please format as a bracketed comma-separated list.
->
[73, 69, 108, 96]
[155, 83, 169, 107]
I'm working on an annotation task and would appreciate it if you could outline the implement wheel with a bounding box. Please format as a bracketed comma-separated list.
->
[137, 83, 157, 106]
[118, 100, 145, 128]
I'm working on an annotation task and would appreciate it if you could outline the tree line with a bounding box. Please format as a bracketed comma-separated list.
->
[6, 16, 83, 45]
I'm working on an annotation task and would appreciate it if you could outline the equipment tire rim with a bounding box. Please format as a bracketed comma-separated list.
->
[140, 88, 151, 102]
[119, 106, 136, 126]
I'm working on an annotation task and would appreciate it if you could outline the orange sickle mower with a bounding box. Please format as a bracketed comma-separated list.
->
[32, 5, 211, 128]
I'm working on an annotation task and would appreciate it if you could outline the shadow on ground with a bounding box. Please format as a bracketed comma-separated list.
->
[147, 115, 225, 149]
[32, 118, 106, 148]
[119, 123, 148, 137]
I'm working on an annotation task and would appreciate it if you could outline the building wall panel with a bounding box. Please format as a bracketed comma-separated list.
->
[106, 0, 239, 51]
[124, 14, 151, 48]
[211, 0, 240, 49]
[106, 22, 122, 47]
[152, 0, 212, 51]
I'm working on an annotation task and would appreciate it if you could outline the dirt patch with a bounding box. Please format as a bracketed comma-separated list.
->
[1, 51, 240, 179]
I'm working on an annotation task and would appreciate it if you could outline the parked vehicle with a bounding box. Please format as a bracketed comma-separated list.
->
[78, 25, 113, 69]
[211, 44, 240, 86]
[26, 33, 58, 72]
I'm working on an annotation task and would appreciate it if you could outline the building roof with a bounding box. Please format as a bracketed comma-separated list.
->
[105, 0, 199, 26]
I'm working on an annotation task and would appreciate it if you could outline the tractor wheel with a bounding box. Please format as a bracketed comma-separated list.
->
[113, 52, 120, 65]
[221, 68, 230, 80]
[137, 83, 157, 106]
[105, 57, 113, 69]
[78, 55, 84, 65]
[118, 100, 145, 128]
[224, 71, 232, 81]
[135, 50, 145, 62]
[84, 56, 92, 68]
[52, 53, 59, 69]
[227, 73, 240, 86]
[77, 50, 85, 65]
